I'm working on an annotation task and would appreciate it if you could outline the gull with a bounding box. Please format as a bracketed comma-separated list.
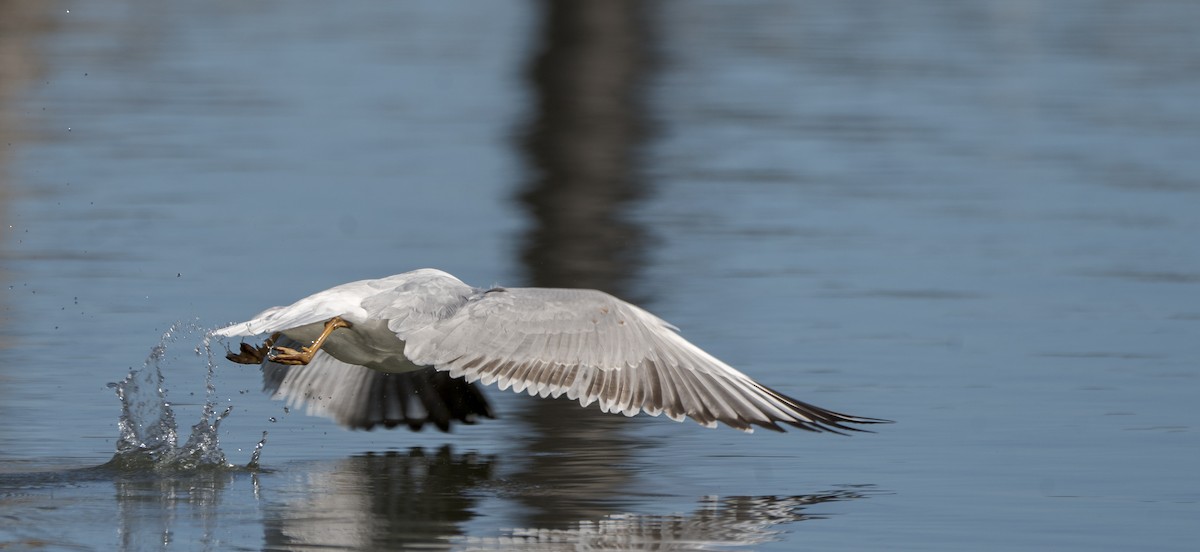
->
[211, 269, 890, 434]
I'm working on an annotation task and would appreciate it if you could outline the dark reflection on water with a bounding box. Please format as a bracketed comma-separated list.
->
[462, 490, 871, 551]
[258, 450, 871, 550]
[263, 447, 494, 550]
[508, 0, 657, 529]
[1, 451, 871, 551]
[517, 0, 653, 293]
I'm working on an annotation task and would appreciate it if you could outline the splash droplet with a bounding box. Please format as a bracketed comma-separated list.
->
[105, 322, 265, 471]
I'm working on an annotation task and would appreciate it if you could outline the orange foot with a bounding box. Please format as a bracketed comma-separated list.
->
[267, 317, 352, 366]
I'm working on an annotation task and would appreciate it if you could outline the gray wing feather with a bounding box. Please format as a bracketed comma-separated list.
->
[213, 270, 475, 338]
[400, 288, 887, 433]
[211, 280, 379, 337]
[211, 305, 316, 338]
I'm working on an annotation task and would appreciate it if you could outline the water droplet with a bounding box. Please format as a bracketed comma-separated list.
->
[247, 431, 268, 469]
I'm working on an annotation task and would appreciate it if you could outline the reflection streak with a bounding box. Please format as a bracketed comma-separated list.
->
[510, 0, 657, 527]
[262, 447, 494, 550]
[251, 448, 870, 551]
[461, 490, 869, 551]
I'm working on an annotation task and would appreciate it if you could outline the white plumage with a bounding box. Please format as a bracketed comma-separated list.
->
[212, 268, 889, 433]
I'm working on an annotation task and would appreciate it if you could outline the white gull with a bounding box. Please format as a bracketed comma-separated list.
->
[211, 268, 890, 434]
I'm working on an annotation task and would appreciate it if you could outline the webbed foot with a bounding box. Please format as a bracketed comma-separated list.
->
[226, 333, 280, 364]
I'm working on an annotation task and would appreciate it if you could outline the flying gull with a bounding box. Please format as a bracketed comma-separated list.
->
[211, 269, 889, 434]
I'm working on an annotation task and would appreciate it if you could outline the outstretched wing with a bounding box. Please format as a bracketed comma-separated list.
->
[260, 336, 493, 431]
[212, 269, 475, 339]
[211, 280, 380, 338]
[400, 288, 888, 433]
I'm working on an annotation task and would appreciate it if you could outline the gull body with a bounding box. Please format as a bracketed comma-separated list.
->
[212, 268, 889, 433]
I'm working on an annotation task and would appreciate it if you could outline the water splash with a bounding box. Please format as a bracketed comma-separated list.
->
[247, 431, 269, 469]
[105, 322, 262, 471]
[109, 343, 178, 462]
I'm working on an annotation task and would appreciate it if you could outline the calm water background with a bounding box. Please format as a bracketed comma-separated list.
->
[2, 1, 1198, 550]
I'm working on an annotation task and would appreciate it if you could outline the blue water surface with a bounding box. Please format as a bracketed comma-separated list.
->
[1, 1, 1197, 550]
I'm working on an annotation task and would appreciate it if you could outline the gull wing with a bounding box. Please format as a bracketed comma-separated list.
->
[400, 288, 888, 433]
[260, 336, 493, 432]
[211, 281, 379, 338]
[213, 270, 475, 338]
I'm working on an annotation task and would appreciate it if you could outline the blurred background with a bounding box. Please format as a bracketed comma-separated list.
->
[1, 1, 1197, 550]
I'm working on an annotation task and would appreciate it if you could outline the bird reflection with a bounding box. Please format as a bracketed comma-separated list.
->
[257, 446, 871, 551]
[460, 490, 871, 551]
[263, 447, 494, 550]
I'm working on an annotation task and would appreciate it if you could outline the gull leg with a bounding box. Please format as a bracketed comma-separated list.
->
[269, 316, 353, 366]
[226, 332, 281, 365]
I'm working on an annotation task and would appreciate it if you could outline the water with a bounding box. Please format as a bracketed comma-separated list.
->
[2, 1, 1198, 550]
[106, 324, 259, 471]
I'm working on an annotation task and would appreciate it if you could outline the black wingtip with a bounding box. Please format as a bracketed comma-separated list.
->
[754, 382, 893, 435]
